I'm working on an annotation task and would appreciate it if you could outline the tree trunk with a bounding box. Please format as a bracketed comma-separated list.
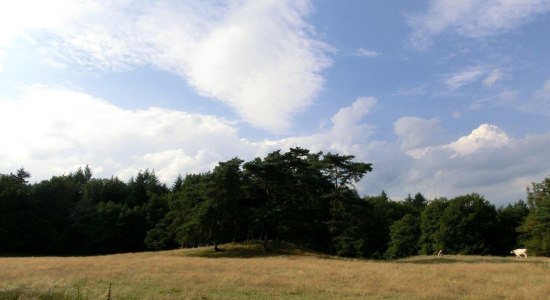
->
[263, 229, 269, 253]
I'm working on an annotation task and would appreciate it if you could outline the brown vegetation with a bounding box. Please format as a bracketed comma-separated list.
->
[0, 243, 549, 299]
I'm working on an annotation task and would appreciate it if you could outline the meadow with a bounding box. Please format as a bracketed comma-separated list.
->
[1, 243, 549, 300]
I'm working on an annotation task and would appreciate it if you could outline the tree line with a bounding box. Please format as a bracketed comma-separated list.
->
[1, 148, 548, 258]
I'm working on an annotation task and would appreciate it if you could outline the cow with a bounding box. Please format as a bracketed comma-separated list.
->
[510, 248, 527, 259]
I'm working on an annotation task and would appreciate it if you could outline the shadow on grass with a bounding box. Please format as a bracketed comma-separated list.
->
[182, 241, 327, 259]
[0, 286, 88, 300]
[396, 256, 549, 266]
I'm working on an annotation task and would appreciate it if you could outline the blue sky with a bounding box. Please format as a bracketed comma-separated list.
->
[1, 0, 550, 205]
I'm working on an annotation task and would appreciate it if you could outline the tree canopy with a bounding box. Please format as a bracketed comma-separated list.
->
[519, 177, 550, 256]
[0, 151, 548, 259]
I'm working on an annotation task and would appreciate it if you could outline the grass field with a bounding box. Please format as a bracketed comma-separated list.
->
[1, 242, 549, 299]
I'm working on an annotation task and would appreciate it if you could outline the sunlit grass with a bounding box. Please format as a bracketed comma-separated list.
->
[1, 243, 549, 299]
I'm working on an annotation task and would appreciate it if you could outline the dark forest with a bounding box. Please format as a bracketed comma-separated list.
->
[1, 148, 548, 258]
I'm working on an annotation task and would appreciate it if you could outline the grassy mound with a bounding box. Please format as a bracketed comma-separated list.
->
[179, 241, 329, 259]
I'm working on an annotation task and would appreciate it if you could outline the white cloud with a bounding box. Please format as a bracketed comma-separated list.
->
[0, 89, 378, 186]
[184, 1, 331, 133]
[399, 66, 508, 95]
[394, 123, 550, 203]
[409, 0, 550, 49]
[470, 89, 518, 110]
[452, 111, 462, 119]
[276, 97, 377, 154]
[483, 68, 508, 87]
[0, 0, 83, 46]
[406, 124, 511, 159]
[443, 124, 511, 156]
[330, 97, 377, 134]
[441, 66, 510, 90]
[0, 86, 252, 183]
[540, 79, 550, 95]
[472, 79, 550, 115]
[533, 78, 550, 115]
[372, 122, 550, 205]
[392, 85, 428, 97]
[0, 0, 331, 133]
[2, 87, 549, 205]
[394, 117, 446, 151]
[353, 48, 380, 58]
[441, 66, 485, 89]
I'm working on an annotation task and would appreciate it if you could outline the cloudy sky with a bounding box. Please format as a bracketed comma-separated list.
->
[1, 0, 550, 205]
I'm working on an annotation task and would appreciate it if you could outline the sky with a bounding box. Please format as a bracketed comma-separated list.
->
[1, 0, 550, 206]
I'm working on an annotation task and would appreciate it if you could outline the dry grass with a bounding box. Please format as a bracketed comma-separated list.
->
[1, 243, 549, 299]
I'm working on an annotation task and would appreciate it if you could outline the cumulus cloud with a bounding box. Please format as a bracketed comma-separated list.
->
[2, 87, 549, 205]
[0, 86, 377, 183]
[361, 119, 550, 204]
[398, 123, 550, 203]
[0, 86, 252, 183]
[0, 90, 379, 183]
[0, 89, 382, 191]
[406, 124, 511, 159]
[275, 97, 377, 154]
[408, 0, 550, 49]
[0, 0, 331, 133]
[443, 124, 511, 156]
[394, 117, 446, 151]
[185, 1, 331, 132]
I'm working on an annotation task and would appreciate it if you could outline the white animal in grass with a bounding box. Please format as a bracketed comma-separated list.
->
[437, 249, 443, 256]
[510, 248, 527, 259]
